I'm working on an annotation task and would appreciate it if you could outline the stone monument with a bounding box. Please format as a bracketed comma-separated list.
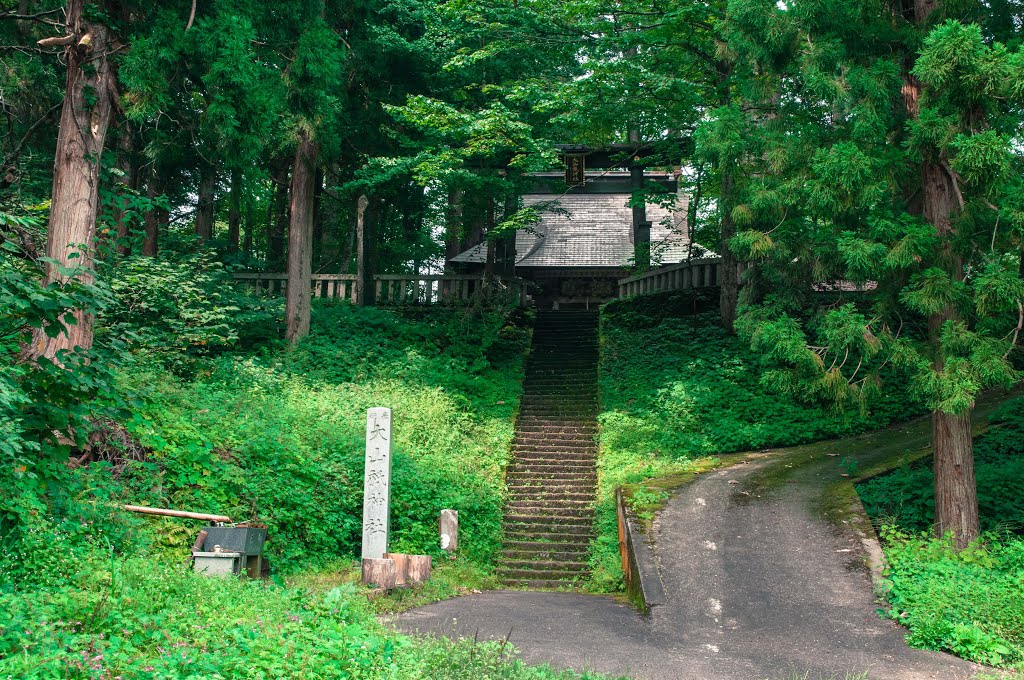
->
[361, 407, 392, 560]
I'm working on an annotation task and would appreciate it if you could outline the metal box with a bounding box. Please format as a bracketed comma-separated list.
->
[192, 551, 243, 577]
[201, 526, 267, 556]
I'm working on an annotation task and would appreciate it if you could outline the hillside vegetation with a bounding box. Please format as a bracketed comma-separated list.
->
[591, 291, 919, 589]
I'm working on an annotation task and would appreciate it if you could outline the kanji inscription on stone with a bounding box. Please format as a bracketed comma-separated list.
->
[361, 407, 392, 560]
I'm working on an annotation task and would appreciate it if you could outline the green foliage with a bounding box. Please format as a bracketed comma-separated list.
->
[0, 551, 607, 679]
[104, 302, 527, 571]
[98, 252, 239, 368]
[858, 397, 1024, 533]
[880, 528, 1024, 668]
[0, 232, 126, 513]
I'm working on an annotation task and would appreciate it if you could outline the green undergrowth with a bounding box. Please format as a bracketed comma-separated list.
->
[590, 291, 919, 591]
[0, 553, 610, 680]
[856, 398, 1024, 669]
[112, 301, 529, 571]
[857, 396, 1024, 534]
[286, 556, 501, 616]
[879, 528, 1024, 669]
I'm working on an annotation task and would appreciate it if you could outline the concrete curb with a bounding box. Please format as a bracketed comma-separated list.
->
[616, 488, 666, 612]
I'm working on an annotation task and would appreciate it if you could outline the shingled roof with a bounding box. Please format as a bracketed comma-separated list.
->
[450, 193, 708, 268]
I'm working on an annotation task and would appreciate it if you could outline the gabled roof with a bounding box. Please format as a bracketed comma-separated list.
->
[450, 193, 711, 268]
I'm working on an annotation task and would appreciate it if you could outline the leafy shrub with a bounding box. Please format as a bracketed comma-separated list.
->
[880, 528, 1024, 667]
[99, 252, 239, 368]
[857, 396, 1024, 533]
[99, 301, 527, 571]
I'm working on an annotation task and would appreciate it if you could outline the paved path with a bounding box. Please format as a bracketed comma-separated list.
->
[395, 410, 1000, 679]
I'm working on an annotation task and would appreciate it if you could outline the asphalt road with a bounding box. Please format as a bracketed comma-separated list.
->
[395, 414, 992, 680]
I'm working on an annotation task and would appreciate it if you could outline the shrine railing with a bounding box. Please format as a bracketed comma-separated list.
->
[617, 257, 721, 298]
[232, 272, 529, 308]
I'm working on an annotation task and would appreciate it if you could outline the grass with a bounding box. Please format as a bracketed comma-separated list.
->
[85, 301, 531, 572]
[0, 555, 612, 680]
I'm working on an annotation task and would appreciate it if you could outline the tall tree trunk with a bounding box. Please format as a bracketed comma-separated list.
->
[227, 169, 241, 253]
[906, 0, 980, 549]
[444, 188, 464, 272]
[717, 61, 739, 333]
[311, 168, 323, 270]
[195, 165, 216, 241]
[142, 171, 162, 257]
[268, 159, 289, 265]
[719, 167, 738, 332]
[243, 183, 254, 257]
[285, 132, 318, 343]
[114, 122, 134, 257]
[32, 0, 116, 359]
[356, 195, 372, 305]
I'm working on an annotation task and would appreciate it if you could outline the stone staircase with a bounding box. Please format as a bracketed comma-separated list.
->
[497, 310, 599, 588]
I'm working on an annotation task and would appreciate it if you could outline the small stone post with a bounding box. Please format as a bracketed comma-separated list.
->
[361, 407, 392, 563]
[439, 509, 458, 553]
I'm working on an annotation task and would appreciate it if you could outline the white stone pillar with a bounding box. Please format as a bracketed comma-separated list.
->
[361, 407, 392, 559]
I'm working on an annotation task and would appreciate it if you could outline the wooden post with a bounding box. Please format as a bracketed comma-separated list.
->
[406, 555, 432, 584]
[440, 509, 458, 553]
[361, 557, 397, 589]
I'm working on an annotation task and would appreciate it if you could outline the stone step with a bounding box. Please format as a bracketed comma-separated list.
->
[518, 407, 596, 416]
[507, 481, 595, 493]
[499, 578, 580, 589]
[505, 512, 594, 527]
[511, 441, 598, 451]
[506, 504, 594, 517]
[507, 492, 595, 504]
[498, 557, 589, 571]
[502, 550, 590, 563]
[515, 424, 598, 435]
[514, 431, 596, 441]
[507, 463, 597, 474]
[506, 473, 597, 484]
[510, 457, 596, 468]
[513, 442, 596, 453]
[504, 528, 595, 542]
[504, 540, 591, 553]
[496, 567, 588, 581]
[507, 489, 598, 499]
[513, 438, 596, 448]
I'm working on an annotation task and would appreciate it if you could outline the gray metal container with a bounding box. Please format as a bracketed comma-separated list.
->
[201, 526, 267, 556]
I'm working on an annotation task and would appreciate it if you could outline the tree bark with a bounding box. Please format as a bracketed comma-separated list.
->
[142, 172, 162, 257]
[906, 0, 980, 549]
[227, 168, 241, 253]
[716, 61, 739, 333]
[194, 164, 216, 241]
[356, 195, 375, 306]
[932, 409, 979, 549]
[32, 0, 116, 359]
[114, 122, 135, 258]
[719, 166, 739, 332]
[243, 182, 254, 257]
[444, 188, 464, 272]
[285, 131, 318, 343]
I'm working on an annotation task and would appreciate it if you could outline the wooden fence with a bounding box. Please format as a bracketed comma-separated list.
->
[617, 257, 721, 298]
[233, 272, 529, 308]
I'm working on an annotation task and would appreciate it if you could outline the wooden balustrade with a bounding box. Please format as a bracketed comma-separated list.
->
[617, 257, 721, 298]
[232, 272, 528, 308]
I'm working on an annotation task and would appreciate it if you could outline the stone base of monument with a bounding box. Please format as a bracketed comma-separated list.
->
[361, 557, 397, 589]
[385, 553, 431, 585]
[362, 554, 432, 589]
